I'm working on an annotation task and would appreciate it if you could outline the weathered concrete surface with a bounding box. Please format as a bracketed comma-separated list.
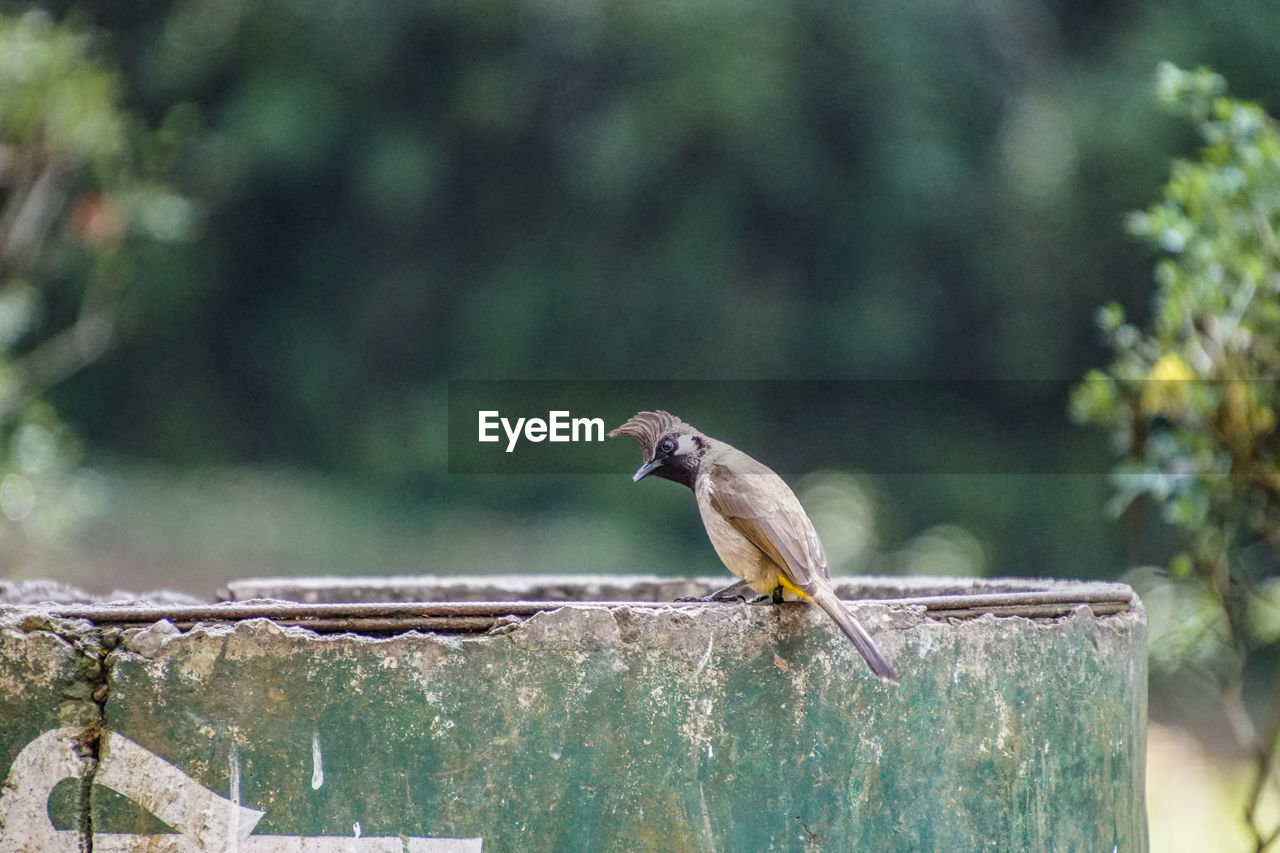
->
[221, 573, 1086, 603]
[0, 580, 203, 607]
[0, 576, 1147, 852]
[76, 599, 1145, 852]
[224, 573, 724, 603]
[0, 613, 104, 853]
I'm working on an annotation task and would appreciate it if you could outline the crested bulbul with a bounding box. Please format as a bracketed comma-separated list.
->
[610, 410, 898, 683]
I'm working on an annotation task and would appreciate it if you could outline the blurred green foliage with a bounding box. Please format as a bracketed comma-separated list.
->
[0, 0, 1276, 590]
[1073, 64, 1280, 670]
[0, 11, 192, 573]
[63, 0, 1272, 461]
[1072, 64, 1280, 846]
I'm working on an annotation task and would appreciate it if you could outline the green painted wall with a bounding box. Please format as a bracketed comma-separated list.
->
[0, 596, 1146, 851]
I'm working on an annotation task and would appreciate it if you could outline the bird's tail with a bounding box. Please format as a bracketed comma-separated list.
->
[810, 585, 898, 683]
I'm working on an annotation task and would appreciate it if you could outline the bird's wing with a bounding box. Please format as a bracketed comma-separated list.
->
[706, 462, 830, 591]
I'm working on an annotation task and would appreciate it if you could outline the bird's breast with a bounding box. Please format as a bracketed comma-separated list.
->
[694, 481, 781, 594]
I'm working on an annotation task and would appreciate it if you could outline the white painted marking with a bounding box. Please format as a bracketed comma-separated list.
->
[694, 637, 714, 679]
[0, 727, 87, 851]
[0, 727, 484, 853]
[311, 732, 324, 790]
[229, 745, 246, 851]
[696, 781, 715, 851]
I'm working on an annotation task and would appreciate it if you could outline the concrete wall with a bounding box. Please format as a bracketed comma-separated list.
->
[0, 577, 1147, 852]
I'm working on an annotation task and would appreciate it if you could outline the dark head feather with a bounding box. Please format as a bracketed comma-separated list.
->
[608, 410, 699, 460]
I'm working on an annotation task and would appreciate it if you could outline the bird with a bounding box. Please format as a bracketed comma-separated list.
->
[610, 410, 898, 683]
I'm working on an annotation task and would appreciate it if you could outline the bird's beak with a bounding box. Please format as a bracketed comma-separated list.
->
[632, 457, 665, 482]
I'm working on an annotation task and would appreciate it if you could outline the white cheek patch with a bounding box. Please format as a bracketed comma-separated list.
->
[674, 434, 699, 456]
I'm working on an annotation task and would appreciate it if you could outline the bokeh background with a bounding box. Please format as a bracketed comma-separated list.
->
[3, 0, 1280, 849]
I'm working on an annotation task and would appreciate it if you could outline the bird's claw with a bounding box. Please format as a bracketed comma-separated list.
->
[676, 592, 746, 603]
[675, 579, 753, 603]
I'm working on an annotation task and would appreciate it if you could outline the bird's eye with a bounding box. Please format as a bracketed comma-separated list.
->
[659, 438, 676, 454]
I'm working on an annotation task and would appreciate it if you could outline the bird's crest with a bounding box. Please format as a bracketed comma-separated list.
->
[609, 410, 698, 461]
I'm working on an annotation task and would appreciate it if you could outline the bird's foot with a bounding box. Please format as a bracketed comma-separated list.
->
[771, 584, 784, 605]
